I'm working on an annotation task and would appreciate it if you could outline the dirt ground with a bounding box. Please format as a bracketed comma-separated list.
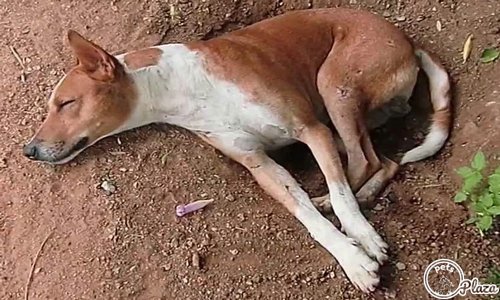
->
[1, 0, 499, 299]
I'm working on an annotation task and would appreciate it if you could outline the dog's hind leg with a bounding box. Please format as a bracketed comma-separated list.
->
[355, 156, 399, 205]
[311, 156, 398, 212]
[319, 86, 381, 191]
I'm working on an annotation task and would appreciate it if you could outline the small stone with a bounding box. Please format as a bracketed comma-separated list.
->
[373, 203, 384, 211]
[100, 180, 116, 194]
[396, 262, 406, 270]
[34, 267, 41, 274]
[436, 20, 442, 32]
[251, 274, 262, 283]
[192, 252, 201, 269]
[229, 249, 239, 256]
[396, 16, 406, 22]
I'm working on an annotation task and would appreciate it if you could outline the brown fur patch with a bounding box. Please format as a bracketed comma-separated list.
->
[187, 8, 418, 129]
[35, 67, 137, 149]
[123, 48, 163, 70]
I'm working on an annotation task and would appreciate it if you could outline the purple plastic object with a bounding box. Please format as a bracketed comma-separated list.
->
[176, 199, 214, 217]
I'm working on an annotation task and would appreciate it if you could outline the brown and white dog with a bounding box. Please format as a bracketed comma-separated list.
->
[23, 8, 451, 292]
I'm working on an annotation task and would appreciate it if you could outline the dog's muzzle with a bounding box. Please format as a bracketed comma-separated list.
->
[23, 137, 89, 163]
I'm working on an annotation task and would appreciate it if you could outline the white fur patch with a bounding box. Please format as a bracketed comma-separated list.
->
[327, 181, 389, 264]
[400, 123, 448, 164]
[416, 49, 450, 111]
[401, 50, 451, 164]
[115, 44, 295, 151]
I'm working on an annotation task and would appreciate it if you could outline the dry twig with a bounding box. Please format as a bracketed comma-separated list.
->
[9, 45, 25, 70]
[24, 230, 54, 300]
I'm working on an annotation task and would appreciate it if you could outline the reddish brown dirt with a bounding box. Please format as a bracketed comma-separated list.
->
[1, 0, 499, 299]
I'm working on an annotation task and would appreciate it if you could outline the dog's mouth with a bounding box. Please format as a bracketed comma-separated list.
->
[71, 137, 89, 153]
[43, 136, 90, 165]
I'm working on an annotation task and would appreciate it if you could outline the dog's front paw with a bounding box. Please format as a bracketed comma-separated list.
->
[344, 222, 388, 264]
[338, 240, 381, 293]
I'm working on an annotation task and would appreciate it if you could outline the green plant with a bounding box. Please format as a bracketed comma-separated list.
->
[454, 151, 500, 235]
[480, 48, 500, 63]
[486, 267, 500, 285]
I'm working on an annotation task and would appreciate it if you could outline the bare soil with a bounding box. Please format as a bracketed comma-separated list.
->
[1, 0, 499, 299]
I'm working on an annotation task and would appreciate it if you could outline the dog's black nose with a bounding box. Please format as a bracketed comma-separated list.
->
[23, 142, 39, 159]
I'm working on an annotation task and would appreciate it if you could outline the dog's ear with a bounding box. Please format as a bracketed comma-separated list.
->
[67, 30, 121, 81]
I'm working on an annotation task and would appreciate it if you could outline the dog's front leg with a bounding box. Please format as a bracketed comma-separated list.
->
[200, 134, 381, 293]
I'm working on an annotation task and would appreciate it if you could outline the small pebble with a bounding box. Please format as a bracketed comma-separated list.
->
[396, 262, 406, 270]
[100, 180, 116, 194]
[436, 20, 442, 32]
[192, 252, 201, 269]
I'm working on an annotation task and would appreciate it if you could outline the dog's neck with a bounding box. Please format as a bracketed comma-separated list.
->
[113, 44, 211, 134]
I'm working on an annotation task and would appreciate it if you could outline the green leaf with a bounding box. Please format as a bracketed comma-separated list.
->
[471, 193, 479, 202]
[486, 268, 500, 285]
[477, 215, 493, 231]
[463, 172, 483, 194]
[471, 151, 486, 171]
[473, 201, 487, 213]
[480, 193, 494, 207]
[495, 167, 500, 175]
[456, 166, 475, 178]
[480, 48, 500, 63]
[493, 194, 500, 206]
[488, 206, 500, 216]
[488, 174, 500, 188]
[465, 217, 477, 224]
[454, 192, 468, 203]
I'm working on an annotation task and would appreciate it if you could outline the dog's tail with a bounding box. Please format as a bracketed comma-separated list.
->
[400, 49, 452, 164]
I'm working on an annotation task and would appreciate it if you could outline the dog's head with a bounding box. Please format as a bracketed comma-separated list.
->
[23, 30, 136, 164]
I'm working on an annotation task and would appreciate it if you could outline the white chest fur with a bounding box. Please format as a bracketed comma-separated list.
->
[118, 44, 295, 151]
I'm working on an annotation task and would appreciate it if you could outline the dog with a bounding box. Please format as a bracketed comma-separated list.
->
[23, 8, 451, 293]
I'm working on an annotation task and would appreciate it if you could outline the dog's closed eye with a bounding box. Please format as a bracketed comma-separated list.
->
[58, 99, 76, 110]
